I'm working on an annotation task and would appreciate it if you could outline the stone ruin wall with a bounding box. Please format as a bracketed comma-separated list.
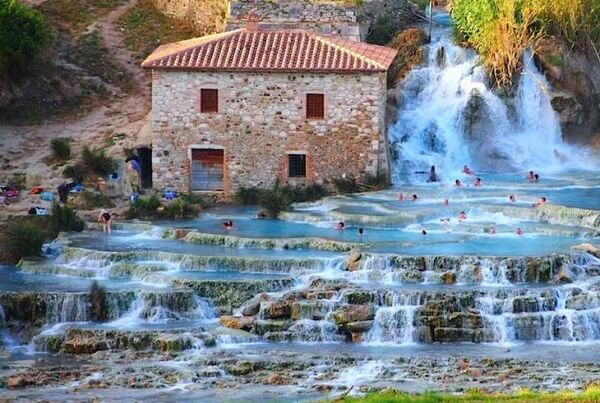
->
[150, 0, 231, 34]
[227, 0, 361, 41]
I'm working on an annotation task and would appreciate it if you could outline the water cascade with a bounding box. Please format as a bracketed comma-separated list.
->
[388, 17, 594, 182]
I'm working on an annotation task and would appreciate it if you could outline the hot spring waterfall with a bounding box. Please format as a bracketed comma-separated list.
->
[387, 19, 592, 184]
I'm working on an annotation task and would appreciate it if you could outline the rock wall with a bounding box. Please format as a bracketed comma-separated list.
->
[150, 0, 230, 34]
[151, 70, 389, 196]
[535, 38, 600, 145]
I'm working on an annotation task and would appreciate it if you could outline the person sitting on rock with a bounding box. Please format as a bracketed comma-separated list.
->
[455, 179, 462, 187]
[474, 177, 482, 187]
[458, 211, 467, 222]
[532, 197, 547, 208]
[516, 227, 524, 236]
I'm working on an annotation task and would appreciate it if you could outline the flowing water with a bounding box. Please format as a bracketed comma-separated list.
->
[3, 10, 600, 401]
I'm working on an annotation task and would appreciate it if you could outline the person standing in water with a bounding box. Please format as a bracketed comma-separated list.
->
[98, 210, 113, 234]
[474, 178, 482, 187]
[412, 194, 418, 202]
[428, 166, 438, 182]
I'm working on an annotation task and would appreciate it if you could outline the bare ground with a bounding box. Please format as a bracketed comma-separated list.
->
[0, 0, 151, 218]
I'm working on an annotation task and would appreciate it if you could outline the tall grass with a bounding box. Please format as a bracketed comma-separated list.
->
[449, 0, 600, 86]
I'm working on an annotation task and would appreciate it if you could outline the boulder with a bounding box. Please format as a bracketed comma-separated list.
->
[332, 305, 374, 325]
[572, 243, 600, 259]
[441, 271, 456, 285]
[345, 320, 374, 334]
[344, 289, 375, 304]
[63, 336, 108, 354]
[253, 319, 291, 334]
[264, 373, 290, 385]
[261, 301, 292, 319]
[239, 293, 271, 316]
[220, 315, 255, 331]
[556, 266, 574, 283]
[399, 270, 423, 283]
[225, 361, 260, 376]
[345, 252, 362, 272]
[6, 375, 34, 388]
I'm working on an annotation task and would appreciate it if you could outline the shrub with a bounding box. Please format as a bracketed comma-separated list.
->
[235, 187, 265, 206]
[179, 193, 206, 208]
[332, 174, 388, 194]
[89, 280, 107, 322]
[62, 163, 85, 181]
[366, 15, 401, 45]
[50, 203, 85, 233]
[7, 173, 26, 190]
[50, 138, 71, 161]
[125, 195, 198, 220]
[0, 0, 53, 76]
[125, 195, 161, 219]
[161, 199, 199, 219]
[79, 191, 114, 208]
[81, 146, 117, 177]
[5, 220, 46, 261]
[236, 183, 328, 217]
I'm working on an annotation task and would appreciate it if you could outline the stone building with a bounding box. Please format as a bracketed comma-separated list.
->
[142, 20, 397, 197]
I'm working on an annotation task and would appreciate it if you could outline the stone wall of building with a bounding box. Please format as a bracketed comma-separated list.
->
[151, 70, 389, 196]
[227, 0, 419, 42]
[227, 0, 361, 41]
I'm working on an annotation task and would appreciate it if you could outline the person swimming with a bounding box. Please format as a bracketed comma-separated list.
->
[516, 227, 524, 236]
[455, 179, 462, 187]
[527, 171, 536, 182]
[335, 221, 346, 230]
[509, 194, 516, 203]
[534, 174, 539, 182]
[487, 226, 496, 235]
[474, 177, 482, 187]
[358, 228, 364, 236]
[421, 229, 427, 235]
[412, 194, 418, 202]
[223, 220, 234, 229]
[532, 197, 547, 208]
[462, 165, 474, 175]
[458, 211, 467, 221]
[440, 218, 450, 225]
[428, 165, 438, 182]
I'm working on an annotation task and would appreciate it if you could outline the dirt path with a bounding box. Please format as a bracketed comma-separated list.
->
[0, 0, 150, 217]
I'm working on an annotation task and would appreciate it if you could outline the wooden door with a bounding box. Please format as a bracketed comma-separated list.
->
[191, 149, 224, 191]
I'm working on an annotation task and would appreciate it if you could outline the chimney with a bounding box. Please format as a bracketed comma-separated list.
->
[246, 9, 260, 32]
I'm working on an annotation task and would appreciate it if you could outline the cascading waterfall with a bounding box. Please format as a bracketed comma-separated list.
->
[388, 14, 593, 183]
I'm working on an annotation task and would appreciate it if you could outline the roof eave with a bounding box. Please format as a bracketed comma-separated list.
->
[143, 66, 389, 74]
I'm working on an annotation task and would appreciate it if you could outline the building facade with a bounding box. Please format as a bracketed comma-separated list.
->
[143, 24, 397, 197]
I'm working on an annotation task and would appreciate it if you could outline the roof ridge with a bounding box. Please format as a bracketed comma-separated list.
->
[312, 33, 385, 69]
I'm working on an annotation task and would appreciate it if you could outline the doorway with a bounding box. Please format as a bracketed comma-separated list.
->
[137, 146, 152, 189]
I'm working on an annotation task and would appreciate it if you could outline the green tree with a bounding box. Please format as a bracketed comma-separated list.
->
[0, 0, 52, 76]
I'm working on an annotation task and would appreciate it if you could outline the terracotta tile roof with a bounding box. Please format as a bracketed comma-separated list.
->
[142, 28, 398, 73]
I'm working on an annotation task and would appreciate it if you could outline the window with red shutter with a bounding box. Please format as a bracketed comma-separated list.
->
[200, 89, 218, 113]
[306, 93, 324, 119]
